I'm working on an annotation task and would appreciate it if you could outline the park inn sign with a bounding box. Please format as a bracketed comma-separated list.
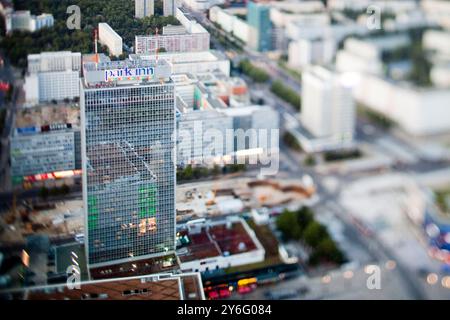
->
[104, 66, 155, 82]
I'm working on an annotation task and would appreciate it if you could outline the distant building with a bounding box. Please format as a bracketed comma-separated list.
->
[181, 0, 224, 11]
[135, 31, 209, 54]
[177, 108, 233, 166]
[270, 1, 325, 28]
[98, 22, 123, 57]
[300, 66, 355, 151]
[163, 0, 175, 16]
[130, 50, 230, 76]
[135, 10, 209, 54]
[422, 0, 450, 30]
[7, 272, 204, 300]
[27, 51, 81, 73]
[209, 6, 250, 44]
[247, 1, 272, 52]
[336, 36, 411, 76]
[10, 104, 81, 185]
[288, 38, 335, 69]
[24, 52, 81, 105]
[135, 0, 154, 18]
[5, 10, 54, 33]
[353, 74, 450, 136]
[30, 13, 54, 31]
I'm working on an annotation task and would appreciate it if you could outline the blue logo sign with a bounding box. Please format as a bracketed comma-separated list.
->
[105, 67, 155, 82]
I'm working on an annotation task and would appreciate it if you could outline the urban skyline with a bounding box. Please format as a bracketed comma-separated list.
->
[0, 0, 449, 305]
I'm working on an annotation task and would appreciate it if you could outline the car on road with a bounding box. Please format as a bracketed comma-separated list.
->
[264, 288, 302, 300]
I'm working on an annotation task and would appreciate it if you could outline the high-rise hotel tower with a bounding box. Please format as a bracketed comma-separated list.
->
[80, 57, 176, 272]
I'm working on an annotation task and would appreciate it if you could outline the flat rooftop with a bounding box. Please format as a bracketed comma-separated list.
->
[82, 58, 172, 88]
[7, 272, 204, 300]
[15, 104, 80, 129]
[176, 218, 258, 263]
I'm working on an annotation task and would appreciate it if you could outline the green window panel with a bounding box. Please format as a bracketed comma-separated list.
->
[138, 185, 157, 218]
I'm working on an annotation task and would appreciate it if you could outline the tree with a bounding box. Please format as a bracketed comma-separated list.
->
[303, 221, 328, 248]
[238, 59, 270, 83]
[183, 165, 193, 180]
[60, 184, 70, 195]
[39, 186, 49, 199]
[296, 207, 314, 233]
[315, 237, 346, 264]
[212, 165, 221, 176]
[276, 210, 302, 240]
[304, 155, 316, 166]
[270, 80, 301, 111]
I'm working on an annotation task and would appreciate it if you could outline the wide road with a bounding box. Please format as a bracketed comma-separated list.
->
[185, 7, 302, 93]
[0, 54, 19, 192]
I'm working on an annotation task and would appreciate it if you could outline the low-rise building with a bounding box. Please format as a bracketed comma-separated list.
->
[10, 104, 81, 185]
[5, 10, 54, 33]
[176, 216, 265, 273]
[336, 35, 410, 76]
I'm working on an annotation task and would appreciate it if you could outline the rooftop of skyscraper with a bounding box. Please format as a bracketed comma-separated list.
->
[82, 56, 172, 87]
[82, 57, 169, 72]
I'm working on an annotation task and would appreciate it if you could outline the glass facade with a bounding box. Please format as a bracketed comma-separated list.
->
[81, 74, 176, 267]
[247, 1, 272, 52]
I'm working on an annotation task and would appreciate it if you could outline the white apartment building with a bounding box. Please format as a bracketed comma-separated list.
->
[177, 217, 265, 273]
[209, 6, 250, 44]
[301, 66, 355, 146]
[177, 109, 233, 166]
[286, 21, 368, 42]
[288, 38, 335, 69]
[336, 35, 410, 76]
[164, 0, 175, 16]
[328, 0, 417, 12]
[135, 0, 154, 18]
[181, 0, 224, 11]
[5, 10, 54, 33]
[30, 13, 54, 31]
[25, 71, 80, 104]
[353, 74, 450, 136]
[422, 0, 450, 30]
[98, 22, 123, 57]
[135, 27, 209, 54]
[27, 51, 81, 73]
[431, 64, 450, 88]
[423, 30, 450, 62]
[24, 51, 82, 105]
